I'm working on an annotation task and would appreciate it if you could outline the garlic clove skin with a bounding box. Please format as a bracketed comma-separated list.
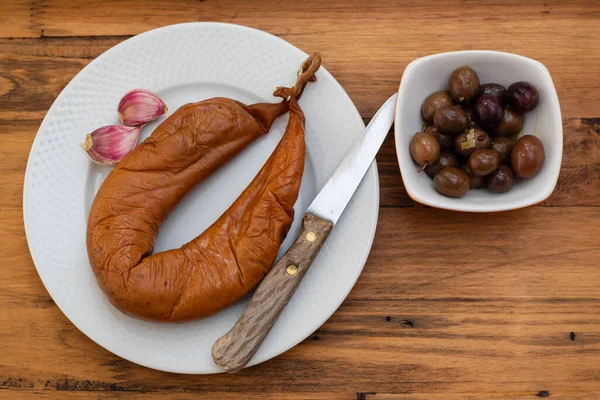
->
[118, 89, 168, 126]
[81, 125, 142, 165]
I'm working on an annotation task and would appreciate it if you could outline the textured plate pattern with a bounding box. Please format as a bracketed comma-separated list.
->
[23, 22, 378, 374]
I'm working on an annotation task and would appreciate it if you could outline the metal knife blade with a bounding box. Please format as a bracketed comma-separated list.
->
[306, 93, 397, 224]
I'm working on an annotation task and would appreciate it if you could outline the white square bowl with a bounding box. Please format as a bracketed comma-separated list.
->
[395, 51, 562, 212]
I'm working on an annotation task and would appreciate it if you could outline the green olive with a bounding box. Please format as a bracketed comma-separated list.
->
[490, 137, 515, 163]
[410, 132, 440, 167]
[467, 149, 500, 176]
[453, 128, 490, 157]
[488, 165, 516, 193]
[422, 91, 454, 123]
[434, 106, 469, 135]
[511, 135, 545, 178]
[425, 152, 460, 178]
[425, 125, 453, 151]
[448, 66, 480, 104]
[493, 107, 524, 136]
[434, 167, 471, 198]
[461, 162, 487, 189]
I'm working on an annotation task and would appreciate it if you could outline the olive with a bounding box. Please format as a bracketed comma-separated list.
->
[480, 83, 506, 103]
[462, 107, 477, 127]
[434, 167, 471, 198]
[434, 106, 469, 135]
[424, 125, 436, 134]
[425, 125, 453, 151]
[511, 135, 545, 178]
[506, 81, 539, 112]
[490, 136, 515, 163]
[461, 163, 486, 189]
[488, 165, 515, 193]
[448, 66, 480, 104]
[425, 152, 460, 178]
[474, 94, 504, 131]
[453, 128, 490, 157]
[468, 149, 500, 176]
[422, 91, 454, 123]
[493, 107, 524, 136]
[410, 131, 440, 167]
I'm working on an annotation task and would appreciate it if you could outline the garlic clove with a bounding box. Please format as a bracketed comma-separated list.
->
[118, 89, 168, 126]
[81, 125, 142, 165]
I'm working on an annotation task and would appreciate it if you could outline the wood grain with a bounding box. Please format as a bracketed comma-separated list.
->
[1, 208, 598, 398]
[0, 0, 39, 38]
[213, 214, 334, 372]
[1, 0, 599, 399]
[2, 1, 600, 119]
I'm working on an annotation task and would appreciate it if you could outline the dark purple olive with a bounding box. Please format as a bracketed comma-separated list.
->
[434, 106, 469, 135]
[448, 66, 480, 104]
[493, 107, 524, 136]
[453, 128, 490, 157]
[461, 163, 487, 189]
[488, 165, 515, 193]
[434, 167, 471, 198]
[480, 83, 506, 103]
[506, 81, 539, 112]
[422, 91, 454, 123]
[467, 149, 500, 176]
[474, 95, 504, 131]
[511, 135, 545, 178]
[425, 125, 453, 151]
[490, 136, 515, 163]
[425, 152, 460, 178]
[410, 131, 440, 167]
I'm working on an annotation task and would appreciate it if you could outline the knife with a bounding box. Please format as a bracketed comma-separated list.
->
[212, 93, 398, 372]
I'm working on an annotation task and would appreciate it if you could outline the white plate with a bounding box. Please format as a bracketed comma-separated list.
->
[23, 22, 379, 374]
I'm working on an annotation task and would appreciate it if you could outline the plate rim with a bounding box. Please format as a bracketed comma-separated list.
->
[23, 21, 380, 374]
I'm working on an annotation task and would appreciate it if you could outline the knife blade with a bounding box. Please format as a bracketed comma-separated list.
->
[307, 93, 398, 223]
[212, 93, 397, 372]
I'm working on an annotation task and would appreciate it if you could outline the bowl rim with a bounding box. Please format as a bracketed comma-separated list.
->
[394, 50, 563, 212]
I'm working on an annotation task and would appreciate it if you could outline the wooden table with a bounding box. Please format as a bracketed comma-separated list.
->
[1, 1, 599, 398]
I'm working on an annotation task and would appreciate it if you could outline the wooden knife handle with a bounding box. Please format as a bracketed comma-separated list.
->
[212, 213, 334, 372]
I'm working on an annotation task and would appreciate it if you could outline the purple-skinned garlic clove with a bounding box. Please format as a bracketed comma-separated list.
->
[118, 89, 168, 126]
[81, 125, 142, 165]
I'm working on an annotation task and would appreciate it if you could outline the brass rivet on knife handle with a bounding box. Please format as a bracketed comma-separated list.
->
[306, 232, 316, 242]
[286, 265, 298, 275]
[212, 213, 333, 372]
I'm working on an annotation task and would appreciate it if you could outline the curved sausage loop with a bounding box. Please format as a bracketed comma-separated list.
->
[87, 54, 322, 321]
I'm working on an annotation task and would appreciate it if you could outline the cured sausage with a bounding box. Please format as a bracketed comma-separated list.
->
[87, 54, 321, 321]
